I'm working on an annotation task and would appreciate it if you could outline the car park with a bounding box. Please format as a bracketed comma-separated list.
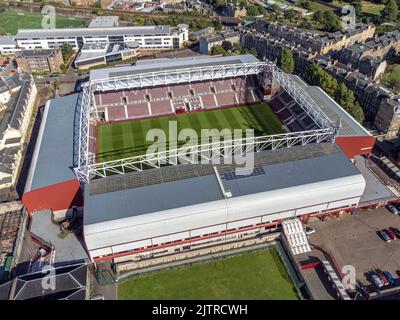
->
[378, 230, 392, 242]
[356, 282, 370, 299]
[385, 228, 397, 240]
[376, 270, 390, 286]
[390, 227, 400, 239]
[371, 274, 384, 288]
[383, 271, 396, 286]
[387, 205, 399, 215]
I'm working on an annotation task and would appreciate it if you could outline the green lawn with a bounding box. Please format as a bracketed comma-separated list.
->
[0, 12, 87, 35]
[382, 64, 400, 92]
[117, 248, 299, 300]
[97, 104, 284, 162]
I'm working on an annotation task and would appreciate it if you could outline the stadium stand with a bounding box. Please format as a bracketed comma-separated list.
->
[269, 91, 321, 132]
[215, 92, 237, 106]
[106, 106, 126, 122]
[201, 94, 218, 110]
[126, 103, 150, 119]
[190, 81, 211, 95]
[93, 74, 263, 122]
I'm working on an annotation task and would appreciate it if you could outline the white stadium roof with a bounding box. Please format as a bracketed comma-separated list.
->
[89, 54, 260, 81]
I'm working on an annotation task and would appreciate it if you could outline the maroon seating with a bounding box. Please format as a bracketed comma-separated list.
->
[106, 106, 126, 121]
[151, 100, 173, 116]
[215, 92, 237, 106]
[101, 91, 123, 105]
[148, 86, 167, 100]
[169, 84, 190, 98]
[201, 95, 217, 109]
[126, 103, 150, 119]
[125, 89, 146, 103]
[190, 82, 211, 95]
[213, 79, 232, 93]
[94, 93, 102, 106]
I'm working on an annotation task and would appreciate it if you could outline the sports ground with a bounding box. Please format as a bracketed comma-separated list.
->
[97, 104, 284, 162]
[0, 12, 87, 35]
[117, 248, 299, 300]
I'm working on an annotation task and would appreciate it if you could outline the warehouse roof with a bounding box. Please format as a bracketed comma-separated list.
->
[25, 94, 79, 192]
[89, 54, 259, 81]
[84, 143, 361, 225]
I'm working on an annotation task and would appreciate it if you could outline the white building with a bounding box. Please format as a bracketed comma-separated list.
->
[0, 36, 20, 55]
[14, 24, 189, 51]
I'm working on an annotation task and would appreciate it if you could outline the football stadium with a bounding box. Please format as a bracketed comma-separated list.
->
[22, 54, 382, 266]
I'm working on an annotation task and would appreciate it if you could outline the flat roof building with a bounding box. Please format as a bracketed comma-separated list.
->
[15, 24, 189, 51]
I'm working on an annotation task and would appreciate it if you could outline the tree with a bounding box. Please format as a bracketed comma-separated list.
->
[221, 40, 233, 52]
[60, 63, 67, 73]
[277, 48, 294, 74]
[246, 4, 259, 16]
[321, 11, 341, 32]
[249, 47, 258, 58]
[305, 65, 365, 123]
[210, 44, 227, 56]
[53, 80, 60, 90]
[313, 10, 324, 24]
[381, 0, 398, 22]
[61, 42, 73, 63]
[298, 0, 312, 10]
[271, 3, 280, 13]
[0, 3, 6, 13]
[284, 9, 295, 21]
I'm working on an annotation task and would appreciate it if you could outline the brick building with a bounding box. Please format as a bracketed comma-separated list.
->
[16, 49, 64, 74]
[240, 26, 400, 139]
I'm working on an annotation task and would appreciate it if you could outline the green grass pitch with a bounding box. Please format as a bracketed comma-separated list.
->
[0, 12, 87, 35]
[117, 248, 299, 300]
[97, 104, 284, 162]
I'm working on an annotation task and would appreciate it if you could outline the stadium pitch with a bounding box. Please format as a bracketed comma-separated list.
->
[117, 248, 299, 300]
[97, 103, 284, 162]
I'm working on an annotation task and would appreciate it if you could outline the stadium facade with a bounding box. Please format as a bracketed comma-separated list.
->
[22, 55, 377, 263]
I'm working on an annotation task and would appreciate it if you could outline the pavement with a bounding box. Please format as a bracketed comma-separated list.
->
[91, 273, 117, 300]
[306, 207, 400, 289]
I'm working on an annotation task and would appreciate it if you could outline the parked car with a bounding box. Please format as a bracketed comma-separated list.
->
[383, 271, 396, 286]
[390, 227, 400, 239]
[376, 270, 390, 286]
[388, 205, 400, 215]
[356, 282, 370, 299]
[371, 274, 384, 288]
[385, 228, 397, 240]
[378, 230, 392, 242]
[304, 227, 315, 235]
